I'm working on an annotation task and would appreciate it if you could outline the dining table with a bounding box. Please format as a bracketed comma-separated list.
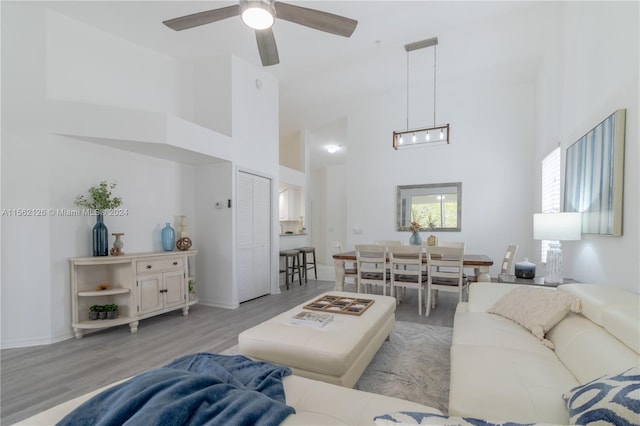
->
[332, 250, 494, 291]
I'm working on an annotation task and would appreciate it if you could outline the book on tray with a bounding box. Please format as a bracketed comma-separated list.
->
[289, 311, 333, 327]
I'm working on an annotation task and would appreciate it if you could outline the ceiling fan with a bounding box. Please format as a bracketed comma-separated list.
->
[163, 0, 358, 67]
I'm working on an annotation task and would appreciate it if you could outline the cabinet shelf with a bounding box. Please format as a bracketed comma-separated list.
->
[73, 317, 135, 329]
[78, 288, 131, 297]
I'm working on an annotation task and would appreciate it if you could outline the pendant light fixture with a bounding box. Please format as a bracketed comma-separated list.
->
[393, 37, 450, 150]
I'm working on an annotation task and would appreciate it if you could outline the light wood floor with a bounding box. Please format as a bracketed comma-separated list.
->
[1, 280, 458, 425]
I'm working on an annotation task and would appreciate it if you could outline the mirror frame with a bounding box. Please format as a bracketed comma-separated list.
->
[396, 182, 462, 232]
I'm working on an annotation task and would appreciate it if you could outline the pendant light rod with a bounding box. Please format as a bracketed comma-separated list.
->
[404, 37, 438, 130]
[433, 43, 437, 127]
[404, 36, 438, 52]
[406, 48, 410, 130]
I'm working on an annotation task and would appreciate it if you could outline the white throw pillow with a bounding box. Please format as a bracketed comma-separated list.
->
[488, 286, 581, 349]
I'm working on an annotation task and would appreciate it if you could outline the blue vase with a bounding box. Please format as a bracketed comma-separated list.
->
[409, 231, 422, 246]
[93, 213, 109, 256]
[162, 223, 175, 251]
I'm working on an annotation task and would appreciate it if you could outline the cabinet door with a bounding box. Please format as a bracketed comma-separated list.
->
[138, 274, 163, 315]
[163, 270, 185, 309]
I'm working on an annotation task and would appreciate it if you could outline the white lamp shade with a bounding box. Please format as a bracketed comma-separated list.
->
[533, 212, 582, 241]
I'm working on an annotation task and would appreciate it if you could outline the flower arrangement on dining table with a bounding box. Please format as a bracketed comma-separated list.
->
[408, 220, 422, 245]
[409, 221, 421, 233]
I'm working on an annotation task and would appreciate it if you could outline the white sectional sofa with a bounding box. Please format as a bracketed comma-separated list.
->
[449, 282, 640, 424]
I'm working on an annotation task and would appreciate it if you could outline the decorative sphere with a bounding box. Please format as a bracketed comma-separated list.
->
[176, 237, 192, 251]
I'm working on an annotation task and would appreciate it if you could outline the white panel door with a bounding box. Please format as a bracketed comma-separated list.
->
[237, 171, 271, 302]
[252, 175, 271, 297]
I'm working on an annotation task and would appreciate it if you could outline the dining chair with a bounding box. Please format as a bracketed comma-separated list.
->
[429, 240, 470, 283]
[435, 241, 465, 248]
[330, 241, 358, 291]
[375, 240, 402, 247]
[425, 245, 467, 316]
[500, 244, 519, 275]
[355, 244, 390, 295]
[389, 245, 428, 315]
[374, 240, 402, 271]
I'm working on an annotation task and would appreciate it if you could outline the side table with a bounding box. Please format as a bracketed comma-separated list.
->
[498, 275, 578, 288]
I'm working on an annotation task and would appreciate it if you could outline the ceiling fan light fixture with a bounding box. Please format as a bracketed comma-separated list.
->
[241, 1, 275, 30]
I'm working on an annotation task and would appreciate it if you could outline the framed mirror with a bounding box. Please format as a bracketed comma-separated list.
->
[397, 182, 462, 232]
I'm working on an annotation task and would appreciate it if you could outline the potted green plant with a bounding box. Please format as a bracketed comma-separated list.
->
[188, 279, 196, 301]
[104, 304, 119, 320]
[74, 180, 123, 213]
[89, 305, 100, 321]
[74, 180, 123, 257]
[96, 305, 107, 320]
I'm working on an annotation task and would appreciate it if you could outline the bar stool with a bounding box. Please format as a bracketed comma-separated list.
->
[279, 249, 302, 289]
[296, 246, 317, 283]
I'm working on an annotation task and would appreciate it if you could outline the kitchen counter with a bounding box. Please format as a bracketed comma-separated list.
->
[279, 233, 311, 251]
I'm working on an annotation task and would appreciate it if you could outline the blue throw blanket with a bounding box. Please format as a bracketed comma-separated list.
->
[56, 353, 295, 426]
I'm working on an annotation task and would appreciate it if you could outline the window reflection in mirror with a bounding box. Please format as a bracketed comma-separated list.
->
[397, 182, 462, 232]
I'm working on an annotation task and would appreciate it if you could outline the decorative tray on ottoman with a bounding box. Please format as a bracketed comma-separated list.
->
[303, 295, 374, 316]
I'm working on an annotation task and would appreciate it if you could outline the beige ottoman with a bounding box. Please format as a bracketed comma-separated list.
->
[238, 291, 396, 388]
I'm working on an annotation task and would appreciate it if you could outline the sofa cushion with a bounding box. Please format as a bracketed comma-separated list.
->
[558, 284, 638, 326]
[374, 411, 534, 425]
[603, 307, 640, 354]
[488, 286, 581, 349]
[546, 313, 640, 384]
[562, 365, 640, 425]
[282, 375, 442, 425]
[449, 344, 578, 424]
[453, 310, 557, 359]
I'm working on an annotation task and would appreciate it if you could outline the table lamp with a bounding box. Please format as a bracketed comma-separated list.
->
[533, 212, 582, 284]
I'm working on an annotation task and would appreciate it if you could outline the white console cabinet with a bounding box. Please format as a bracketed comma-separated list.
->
[70, 250, 197, 338]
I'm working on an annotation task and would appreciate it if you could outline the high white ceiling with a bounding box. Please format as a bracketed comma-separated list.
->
[36, 1, 560, 167]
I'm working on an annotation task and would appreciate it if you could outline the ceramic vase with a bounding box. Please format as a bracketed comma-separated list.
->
[110, 233, 124, 256]
[93, 213, 109, 256]
[409, 231, 422, 246]
[162, 223, 175, 251]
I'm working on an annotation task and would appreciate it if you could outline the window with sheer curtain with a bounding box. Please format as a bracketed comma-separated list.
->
[541, 147, 561, 262]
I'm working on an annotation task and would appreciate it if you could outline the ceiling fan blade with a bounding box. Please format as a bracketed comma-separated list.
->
[163, 5, 240, 31]
[274, 2, 357, 37]
[255, 28, 280, 66]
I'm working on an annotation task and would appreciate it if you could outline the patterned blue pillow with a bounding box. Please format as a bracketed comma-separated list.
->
[562, 365, 640, 425]
[374, 412, 534, 426]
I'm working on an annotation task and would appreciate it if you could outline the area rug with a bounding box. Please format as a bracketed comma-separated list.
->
[221, 321, 452, 414]
[354, 321, 452, 414]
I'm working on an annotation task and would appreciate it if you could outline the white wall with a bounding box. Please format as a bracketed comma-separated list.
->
[327, 80, 536, 278]
[534, 1, 639, 291]
[193, 56, 232, 136]
[45, 9, 193, 119]
[194, 162, 235, 308]
[1, 3, 280, 348]
[1, 4, 199, 347]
